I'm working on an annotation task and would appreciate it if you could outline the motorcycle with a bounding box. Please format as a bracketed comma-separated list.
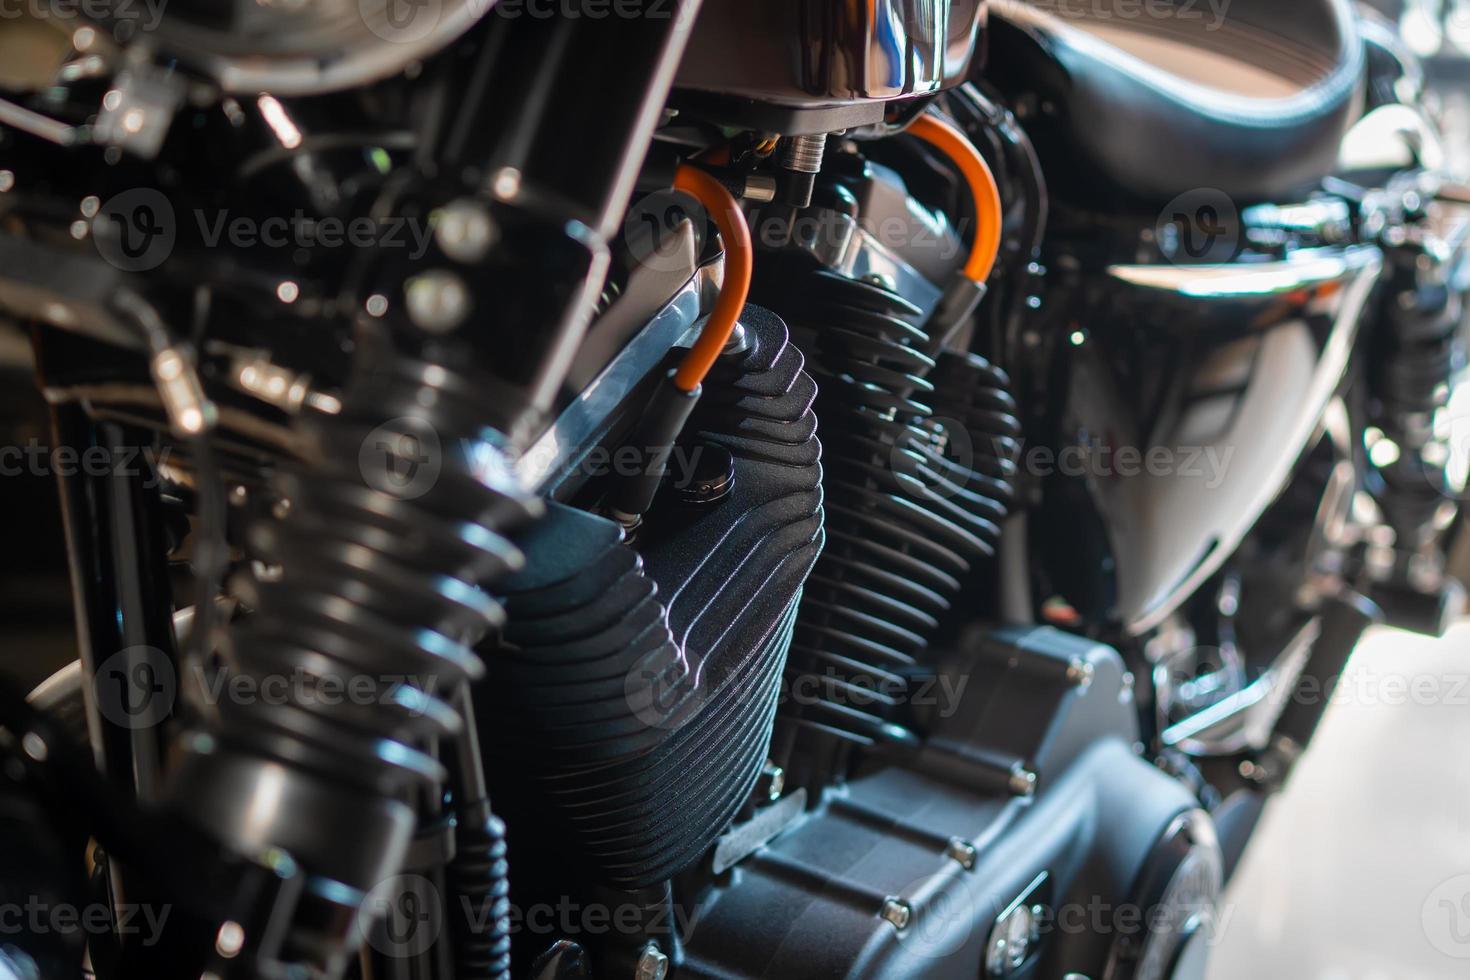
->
[0, 0, 1463, 977]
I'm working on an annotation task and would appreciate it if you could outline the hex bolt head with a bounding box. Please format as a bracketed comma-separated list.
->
[1008, 767, 1037, 797]
[945, 836, 977, 870]
[404, 270, 470, 333]
[435, 199, 497, 264]
[880, 897, 912, 931]
[1066, 657, 1094, 687]
[761, 762, 785, 801]
[635, 944, 669, 980]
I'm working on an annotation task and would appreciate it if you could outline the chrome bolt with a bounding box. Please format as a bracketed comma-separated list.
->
[635, 944, 669, 980]
[760, 761, 785, 801]
[435, 199, 497, 264]
[1008, 767, 1037, 797]
[405, 270, 470, 333]
[723, 322, 749, 354]
[1066, 657, 1094, 687]
[777, 133, 827, 174]
[862, 272, 897, 292]
[945, 837, 977, 870]
[880, 897, 912, 931]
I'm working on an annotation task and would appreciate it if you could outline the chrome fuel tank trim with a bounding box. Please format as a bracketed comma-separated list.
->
[1107, 244, 1380, 298]
[1091, 246, 1384, 634]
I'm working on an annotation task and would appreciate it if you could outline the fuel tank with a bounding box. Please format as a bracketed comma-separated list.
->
[1041, 243, 1384, 635]
[674, 0, 987, 132]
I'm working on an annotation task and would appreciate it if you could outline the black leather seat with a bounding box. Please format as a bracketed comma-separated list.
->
[985, 0, 1365, 205]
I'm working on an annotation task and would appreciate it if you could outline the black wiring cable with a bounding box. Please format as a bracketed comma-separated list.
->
[944, 83, 1049, 368]
[111, 290, 228, 702]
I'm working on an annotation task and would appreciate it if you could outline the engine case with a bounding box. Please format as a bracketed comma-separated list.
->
[677, 628, 1221, 979]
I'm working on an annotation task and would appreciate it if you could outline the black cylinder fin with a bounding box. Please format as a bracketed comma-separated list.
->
[761, 269, 1021, 763]
[479, 305, 824, 888]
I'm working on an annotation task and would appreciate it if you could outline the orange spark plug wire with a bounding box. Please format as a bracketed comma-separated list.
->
[908, 113, 1004, 285]
[671, 163, 753, 393]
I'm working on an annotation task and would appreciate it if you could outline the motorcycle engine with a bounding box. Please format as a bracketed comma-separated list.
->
[0, 4, 1230, 978]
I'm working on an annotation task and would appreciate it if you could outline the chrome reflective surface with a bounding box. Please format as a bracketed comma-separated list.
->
[1086, 246, 1384, 634]
[515, 268, 712, 493]
[785, 209, 944, 317]
[88, 0, 497, 95]
[676, 0, 985, 105]
[1161, 618, 1320, 755]
[1107, 245, 1380, 298]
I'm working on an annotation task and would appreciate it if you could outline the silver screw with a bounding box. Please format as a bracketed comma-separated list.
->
[763, 762, 785, 801]
[405, 270, 470, 333]
[1066, 658, 1094, 687]
[635, 944, 669, 980]
[1008, 767, 1037, 797]
[435, 199, 497, 264]
[862, 272, 897, 292]
[777, 133, 828, 174]
[880, 897, 912, 931]
[723, 322, 749, 355]
[945, 837, 977, 870]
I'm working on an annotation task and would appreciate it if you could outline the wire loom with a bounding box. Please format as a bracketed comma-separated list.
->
[478, 304, 824, 887]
